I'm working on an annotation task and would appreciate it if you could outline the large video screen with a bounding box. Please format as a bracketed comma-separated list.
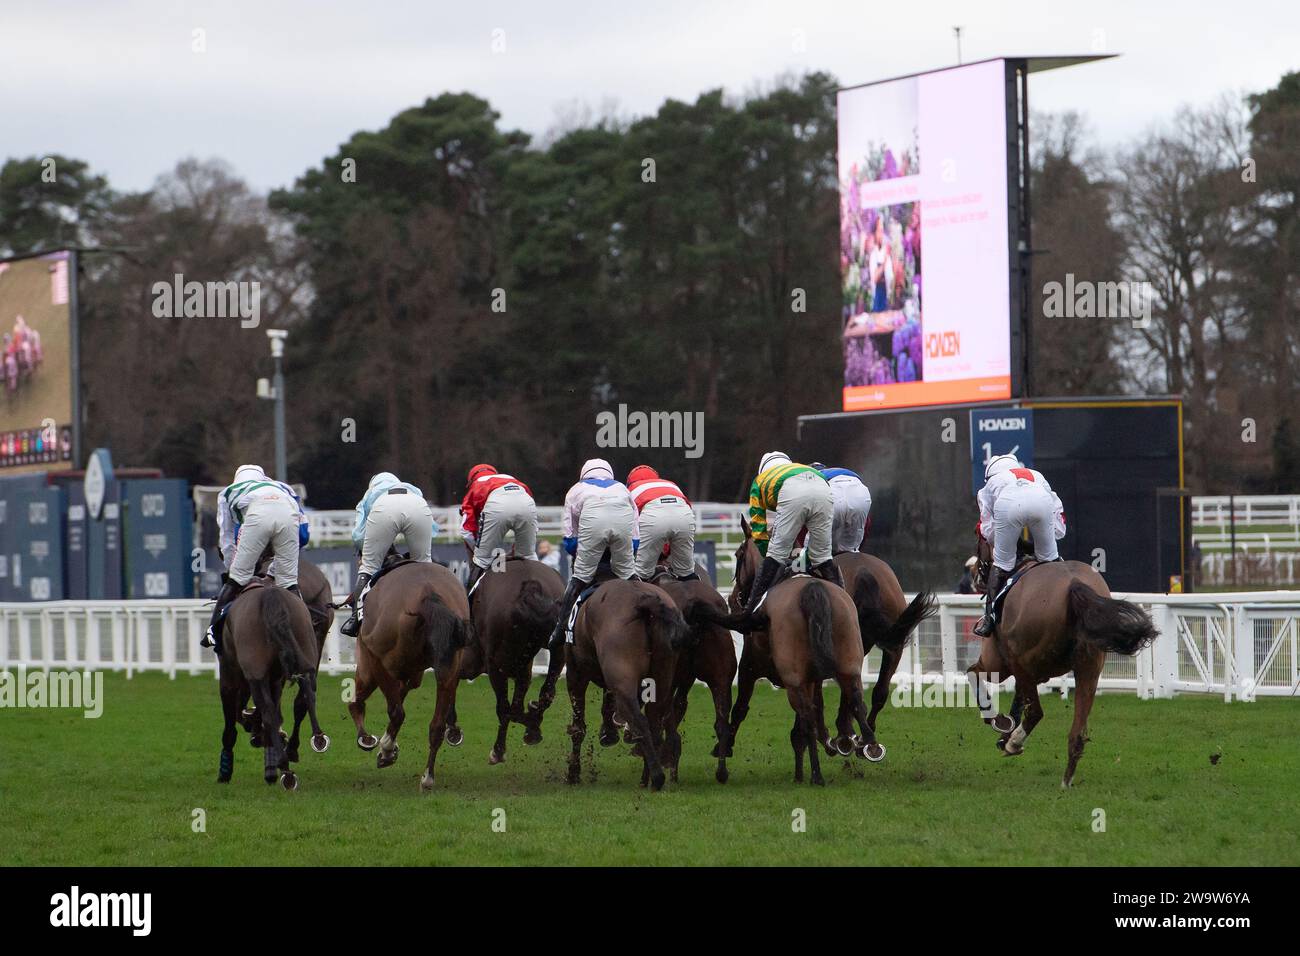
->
[838, 59, 1012, 411]
[0, 251, 77, 472]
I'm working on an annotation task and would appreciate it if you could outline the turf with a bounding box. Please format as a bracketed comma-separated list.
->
[1, 671, 1295, 866]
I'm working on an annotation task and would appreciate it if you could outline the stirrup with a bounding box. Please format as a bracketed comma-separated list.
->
[340, 613, 361, 637]
[973, 614, 995, 637]
[200, 630, 216, 649]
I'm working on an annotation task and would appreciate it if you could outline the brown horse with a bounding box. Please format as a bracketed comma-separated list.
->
[695, 518, 876, 784]
[347, 560, 472, 792]
[216, 580, 324, 789]
[239, 556, 335, 762]
[460, 557, 564, 764]
[653, 569, 736, 784]
[822, 551, 936, 753]
[972, 533, 1157, 786]
[564, 579, 688, 790]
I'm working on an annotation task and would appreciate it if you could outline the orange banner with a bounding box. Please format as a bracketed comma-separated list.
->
[842, 375, 1011, 412]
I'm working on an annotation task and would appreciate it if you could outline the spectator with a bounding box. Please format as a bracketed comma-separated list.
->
[537, 538, 562, 572]
[956, 555, 977, 594]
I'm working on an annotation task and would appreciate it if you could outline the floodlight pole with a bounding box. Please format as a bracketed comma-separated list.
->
[953, 27, 963, 64]
[267, 329, 288, 482]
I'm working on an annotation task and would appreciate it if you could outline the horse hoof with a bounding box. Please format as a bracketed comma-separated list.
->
[263, 767, 277, 785]
[280, 771, 299, 791]
[249, 733, 263, 748]
[376, 746, 399, 769]
[710, 742, 722, 758]
[488, 749, 504, 765]
[835, 737, 854, 757]
[522, 727, 542, 746]
[357, 734, 378, 751]
[821, 739, 838, 756]
[445, 726, 464, 747]
[996, 736, 1008, 751]
[1003, 742, 1024, 757]
[811, 774, 825, 787]
[420, 772, 435, 793]
[715, 766, 729, 784]
[650, 773, 666, 792]
[861, 742, 886, 763]
[310, 734, 330, 753]
[599, 730, 619, 748]
[989, 714, 1016, 734]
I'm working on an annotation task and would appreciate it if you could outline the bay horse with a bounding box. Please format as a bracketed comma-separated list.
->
[822, 551, 936, 754]
[972, 532, 1157, 786]
[693, 517, 876, 784]
[460, 556, 563, 764]
[347, 560, 472, 792]
[239, 555, 334, 763]
[216, 580, 325, 789]
[565, 579, 688, 790]
[653, 569, 736, 783]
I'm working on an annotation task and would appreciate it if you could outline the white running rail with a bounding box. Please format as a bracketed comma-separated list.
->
[3, 591, 1296, 701]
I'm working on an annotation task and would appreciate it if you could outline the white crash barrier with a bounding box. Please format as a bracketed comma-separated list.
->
[3, 590, 1296, 701]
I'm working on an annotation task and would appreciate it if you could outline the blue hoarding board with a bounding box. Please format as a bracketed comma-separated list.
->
[970, 407, 1034, 493]
[88, 481, 123, 599]
[123, 479, 193, 598]
[0, 473, 49, 601]
[65, 483, 89, 599]
[11, 486, 66, 600]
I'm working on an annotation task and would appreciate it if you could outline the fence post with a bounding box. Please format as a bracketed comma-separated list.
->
[1233, 605, 1255, 702]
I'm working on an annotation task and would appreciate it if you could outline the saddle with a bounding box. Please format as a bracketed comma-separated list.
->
[991, 559, 1043, 621]
[565, 581, 604, 642]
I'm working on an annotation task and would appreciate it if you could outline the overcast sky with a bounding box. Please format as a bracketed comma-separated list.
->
[3, 0, 1296, 194]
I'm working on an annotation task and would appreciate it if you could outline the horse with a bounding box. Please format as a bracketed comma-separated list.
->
[238, 556, 334, 763]
[821, 551, 936, 754]
[564, 578, 688, 790]
[460, 556, 564, 764]
[346, 559, 473, 792]
[652, 569, 736, 784]
[693, 517, 877, 784]
[971, 531, 1158, 786]
[216, 580, 325, 789]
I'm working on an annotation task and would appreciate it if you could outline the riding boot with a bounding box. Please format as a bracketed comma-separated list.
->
[744, 556, 783, 615]
[547, 576, 590, 649]
[202, 579, 243, 654]
[809, 559, 845, 589]
[285, 584, 301, 599]
[339, 572, 372, 638]
[675, 571, 700, 583]
[465, 561, 487, 591]
[973, 566, 1008, 637]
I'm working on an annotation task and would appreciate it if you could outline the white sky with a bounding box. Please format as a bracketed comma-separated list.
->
[2, 0, 1297, 193]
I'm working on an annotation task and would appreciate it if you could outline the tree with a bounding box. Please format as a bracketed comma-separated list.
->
[0, 155, 113, 257]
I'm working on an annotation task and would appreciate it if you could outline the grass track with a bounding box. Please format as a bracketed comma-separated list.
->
[0, 672, 1295, 866]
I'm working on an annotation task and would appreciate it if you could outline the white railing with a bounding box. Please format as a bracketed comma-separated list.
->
[1193, 495, 1300, 531]
[4, 591, 1296, 701]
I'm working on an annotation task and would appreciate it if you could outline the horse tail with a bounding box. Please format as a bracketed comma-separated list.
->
[799, 582, 837, 681]
[415, 591, 472, 670]
[511, 579, 560, 648]
[632, 594, 690, 653]
[874, 589, 937, 655]
[675, 599, 713, 649]
[684, 600, 767, 635]
[1066, 580, 1158, 656]
[263, 587, 312, 681]
[851, 572, 893, 648]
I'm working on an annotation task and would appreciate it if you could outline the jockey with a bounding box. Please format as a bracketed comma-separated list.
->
[744, 451, 842, 614]
[546, 458, 639, 649]
[809, 462, 873, 554]
[203, 464, 307, 651]
[627, 464, 698, 582]
[339, 472, 436, 637]
[973, 454, 1067, 637]
[459, 463, 539, 590]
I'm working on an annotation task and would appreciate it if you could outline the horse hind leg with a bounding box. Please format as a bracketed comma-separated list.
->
[724, 659, 757, 758]
[1063, 663, 1100, 788]
[488, 669, 511, 765]
[709, 680, 732, 783]
[349, 645, 381, 751]
[621, 689, 666, 792]
[841, 672, 884, 762]
[566, 675, 589, 785]
[420, 669, 459, 793]
[249, 679, 284, 785]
